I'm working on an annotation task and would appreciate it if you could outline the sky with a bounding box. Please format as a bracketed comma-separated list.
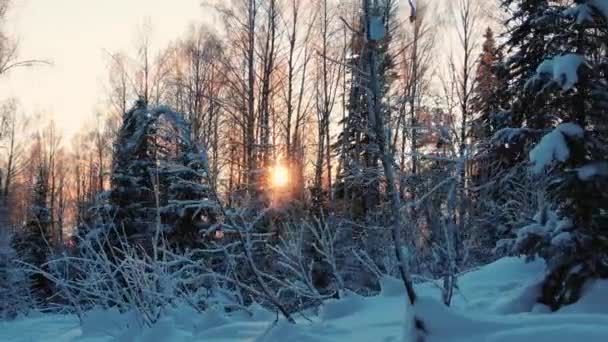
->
[0, 0, 212, 141]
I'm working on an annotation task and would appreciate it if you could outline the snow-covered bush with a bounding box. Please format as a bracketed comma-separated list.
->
[270, 217, 346, 311]
[0, 229, 34, 319]
[39, 227, 240, 327]
[494, 201, 606, 309]
[496, 206, 575, 264]
[469, 164, 549, 263]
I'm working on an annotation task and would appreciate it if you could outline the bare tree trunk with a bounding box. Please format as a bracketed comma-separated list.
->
[456, 0, 478, 238]
[363, 0, 417, 308]
[313, 0, 331, 205]
[363, 0, 425, 337]
[259, 0, 278, 169]
[3, 113, 16, 200]
[246, 0, 258, 195]
[404, 16, 422, 243]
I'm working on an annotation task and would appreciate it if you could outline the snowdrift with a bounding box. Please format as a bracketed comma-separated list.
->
[1, 257, 607, 342]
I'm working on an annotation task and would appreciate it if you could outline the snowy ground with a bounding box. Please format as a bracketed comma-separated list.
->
[1, 257, 607, 342]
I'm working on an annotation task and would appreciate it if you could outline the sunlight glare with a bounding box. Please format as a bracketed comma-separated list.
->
[271, 164, 289, 188]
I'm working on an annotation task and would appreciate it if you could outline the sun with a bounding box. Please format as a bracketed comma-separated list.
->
[271, 164, 290, 188]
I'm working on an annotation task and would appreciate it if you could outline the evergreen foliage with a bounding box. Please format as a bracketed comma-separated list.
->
[471, 27, 508, 143]
[88, 99, 220, 251]
[334, 0, 398, 219]
[499, 0, 608, 310]
[18, 167, 52, 300]
[0, 229, 33, 319]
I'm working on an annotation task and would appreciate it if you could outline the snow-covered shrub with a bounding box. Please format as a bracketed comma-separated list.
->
[0, 229, 34, 319]
[270, 217, 346, 311]
[40, 227, 240, 327]
[496, 206, 575, 264]
[494, 202, 606, 309]
[469, 164, 549, 263]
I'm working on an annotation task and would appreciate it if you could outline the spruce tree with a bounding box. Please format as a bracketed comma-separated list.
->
[492, 0, 556, 165]
[471, 27, 507, 142]
[0, 230, 33, 319]
[334, 0, 397, 219]
[18, 167, 52, 300]
[501, 0, 608, 310]
[106, 98, 158, 248]
[103, 99, 219, 251]
[155, 121, 220, 250]
[468, 27, 510, 258]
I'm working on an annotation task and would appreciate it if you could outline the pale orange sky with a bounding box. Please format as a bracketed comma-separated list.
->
[0, 0, 212, 141]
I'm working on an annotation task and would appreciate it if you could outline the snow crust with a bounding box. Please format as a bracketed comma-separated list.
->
[1, 257, 607, 342]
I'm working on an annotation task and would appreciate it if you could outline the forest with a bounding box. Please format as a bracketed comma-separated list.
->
[1, 0, 607, 341]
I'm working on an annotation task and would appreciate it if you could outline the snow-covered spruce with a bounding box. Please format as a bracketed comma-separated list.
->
[0, 229, 34, 319]
[81, 99, 221, 252]
[499, 0, 608, 310]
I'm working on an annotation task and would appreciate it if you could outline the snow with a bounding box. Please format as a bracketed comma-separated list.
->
[530, 123, 584, 173]
[551, 231, 573, 247]
[492, 127, 526, 144]
[577, 162, 608, 180]
[564, 4, 594, 24]
[500, 208, 576, 260]
[2, 257, 608, 342]
[534, 54, 586, 91]
[559, 280, 608, 315]
[589, 0, 608, 20]
[368, 16, 385, 41]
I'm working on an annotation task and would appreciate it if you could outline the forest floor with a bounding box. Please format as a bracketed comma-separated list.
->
[1, 257, 607, 342]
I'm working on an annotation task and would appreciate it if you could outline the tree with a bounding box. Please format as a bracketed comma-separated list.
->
[211, 0, 261, 200]
[360, 0, 424, 338]
[166, 26, 225, 188]
[0, 0, 46, 76]
[72, 128, 106, 231]
[0, 229, 33, 319]
[312, 0, 344, 210]
[492, 0, 555, 164]
[469, 26, 508, 218]
[1, 0, 44, 226]
[499, 0, 608, 310]
[334, 0, 398, 219]
[102, 100, 219, 251]
[0, 100, 29, 207]
[471, 27, 506, 142]
[18, 166, 52, 300]
[281, 0, 314, 202]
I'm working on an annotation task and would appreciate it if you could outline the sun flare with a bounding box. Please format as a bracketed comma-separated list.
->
[271, 164, 290, 188]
